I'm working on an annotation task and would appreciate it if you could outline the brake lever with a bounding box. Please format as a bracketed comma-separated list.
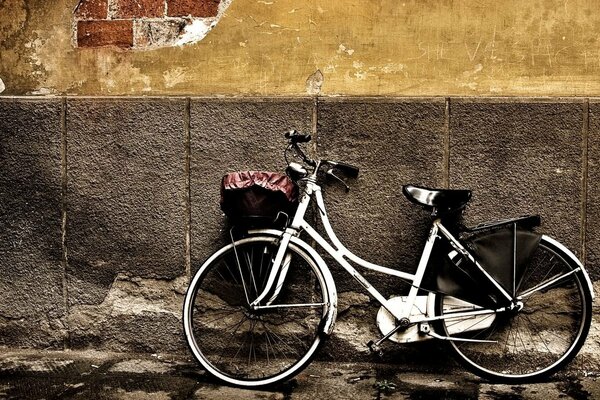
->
[326, 169, 350, 192]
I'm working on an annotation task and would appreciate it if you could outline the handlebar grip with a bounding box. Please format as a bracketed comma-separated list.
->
[284, 129, 297, 139]
[334, 162, 360, 178]
[284, 130, 311, 143]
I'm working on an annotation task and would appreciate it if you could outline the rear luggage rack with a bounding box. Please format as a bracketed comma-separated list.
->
[464, 215, 541, 233]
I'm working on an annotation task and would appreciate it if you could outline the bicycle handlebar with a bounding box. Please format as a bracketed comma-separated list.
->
[284, 129, 360, 180]
[285, 129, 312, 143]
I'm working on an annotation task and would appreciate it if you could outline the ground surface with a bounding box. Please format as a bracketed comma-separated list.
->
[0, 349, 599, 399]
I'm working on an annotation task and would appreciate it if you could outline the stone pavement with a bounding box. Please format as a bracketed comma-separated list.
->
[0, 349, 599, 399]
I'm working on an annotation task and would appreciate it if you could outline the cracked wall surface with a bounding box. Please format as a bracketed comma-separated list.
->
[0, 96, 599, 361]
[4, 1, 600, 95]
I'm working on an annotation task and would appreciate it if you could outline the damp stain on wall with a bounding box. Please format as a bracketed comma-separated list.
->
[2, 0, 600, 96]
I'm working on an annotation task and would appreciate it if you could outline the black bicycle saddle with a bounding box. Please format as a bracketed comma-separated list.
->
[402, 185, 472, 214]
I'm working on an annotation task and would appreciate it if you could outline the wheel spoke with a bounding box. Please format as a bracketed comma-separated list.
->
[516, 252, 550, 294]
[519, 269, 579, 299]
[255, 302, 326, 310]
[201, 309, 242, 326]
[244, 249, 259, 298]
[232, 243, 251, 306]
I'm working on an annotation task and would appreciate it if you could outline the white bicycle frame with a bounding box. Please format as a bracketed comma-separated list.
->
[248, 176, 517, 326]
[247, 173, 594, 337]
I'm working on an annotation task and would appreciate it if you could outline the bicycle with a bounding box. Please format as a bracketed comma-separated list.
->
[183, 130, 595, 388]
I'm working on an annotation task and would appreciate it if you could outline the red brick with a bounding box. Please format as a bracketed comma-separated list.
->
[167, 0, 220, 17]
[74, 0, 108, 20]
[115, 0, 165, 18]
[77, 20, 134, 48]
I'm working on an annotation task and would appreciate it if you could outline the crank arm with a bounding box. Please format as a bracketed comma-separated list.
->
[372, 319, 413, 347]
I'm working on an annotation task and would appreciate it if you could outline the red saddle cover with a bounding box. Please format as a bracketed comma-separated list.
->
[220, 171, 299, 224]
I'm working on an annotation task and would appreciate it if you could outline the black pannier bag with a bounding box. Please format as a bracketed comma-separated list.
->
[220, 171, 299, 227]
[424, 216, 542, 308]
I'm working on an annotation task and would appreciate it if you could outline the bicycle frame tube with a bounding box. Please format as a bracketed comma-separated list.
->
[251, 179, 512, 322]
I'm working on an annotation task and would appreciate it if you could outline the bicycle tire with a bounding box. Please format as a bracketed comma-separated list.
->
[435, 236, 593, 383]
[183, 236, 329, 387]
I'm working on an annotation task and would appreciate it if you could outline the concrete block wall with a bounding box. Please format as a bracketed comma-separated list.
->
[0, 96, 598, 362]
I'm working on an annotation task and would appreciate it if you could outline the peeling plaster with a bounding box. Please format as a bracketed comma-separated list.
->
[175, 18, 214, 46]
[165, 0, 234, 48]
[0, 0, 27, 40]
[29, 88, 56, 95]
[163, 67, 188, 88]
[305, 69, 323, 95]
[0, 359, 74, 373]
[97, 54, 152, 93]
[174, 0, 232, 47]
[109, 359, 173, 374]
[69, 274, 187, 320]
[73, 0, 234, 50]
[337, 44, 354, 56]
[333, 291, 375, 352]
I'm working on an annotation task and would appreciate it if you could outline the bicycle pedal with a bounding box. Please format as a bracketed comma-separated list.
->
[366, 340, 384, 357]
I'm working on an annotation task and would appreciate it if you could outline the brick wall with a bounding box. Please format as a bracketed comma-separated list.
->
[74, 0, 226, 48]
[0, 96, 598, 363]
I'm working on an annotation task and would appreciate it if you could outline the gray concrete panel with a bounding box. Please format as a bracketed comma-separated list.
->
[0, 98, 65, 347]
[66, 98, 187, 308]
[190, 99, 313, 269]
[586, 101, 600, 279]
[316, 99, 446, 297]
[450, 99, 583, 255]
[0, 95, 594, 356]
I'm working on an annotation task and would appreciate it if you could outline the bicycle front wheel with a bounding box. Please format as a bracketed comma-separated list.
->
[183, 236, 330, 387]
[436, 236, 593, 383]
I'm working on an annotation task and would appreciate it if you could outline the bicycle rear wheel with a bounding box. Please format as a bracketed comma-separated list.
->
[436, 236, 592, 383]
[183, 236, 329, 387]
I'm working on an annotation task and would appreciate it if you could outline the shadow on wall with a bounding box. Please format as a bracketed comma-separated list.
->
[64, 99, 188, 352]
[0, 99, 65, 347]
[0, 98, 188, 352]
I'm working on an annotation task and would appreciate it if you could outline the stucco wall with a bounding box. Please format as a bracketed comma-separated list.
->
[1, 96, 599, 365]
[3, 0, 600, 96]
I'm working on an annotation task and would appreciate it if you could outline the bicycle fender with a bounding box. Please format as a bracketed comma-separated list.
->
[247, 229, 339, 335]
[542, 235, 595, 300]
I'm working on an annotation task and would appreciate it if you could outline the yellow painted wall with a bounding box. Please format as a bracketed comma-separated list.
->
[2, 0, 600, 96]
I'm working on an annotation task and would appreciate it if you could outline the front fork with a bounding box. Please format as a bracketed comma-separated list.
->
[250, 183, 314, 308]
[249, 230, 295, 308]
